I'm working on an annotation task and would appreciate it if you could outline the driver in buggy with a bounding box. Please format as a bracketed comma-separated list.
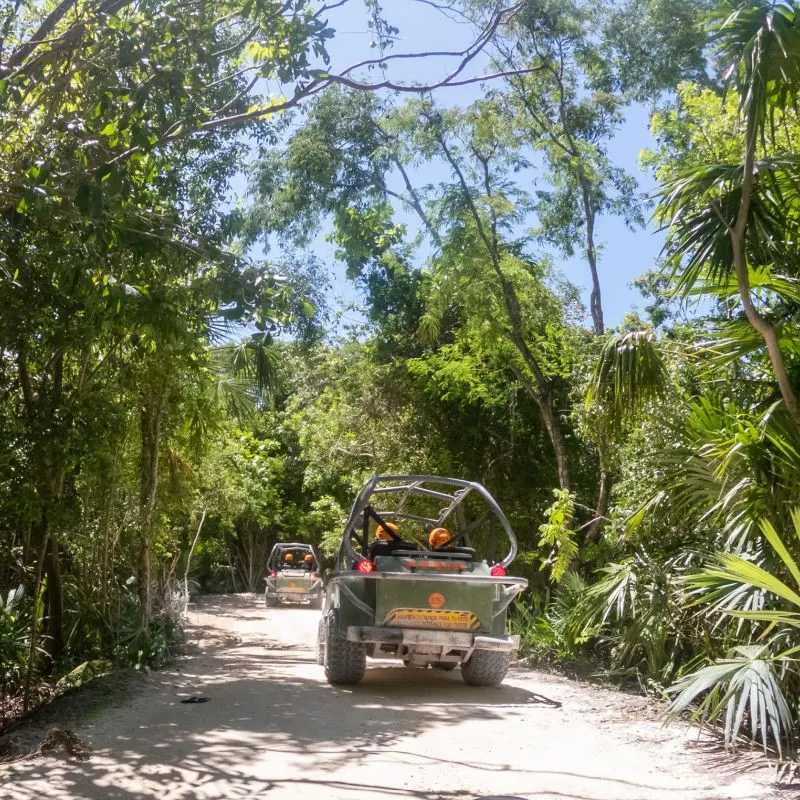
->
[367, 522, 419, 560]
[302, 553, 314, 571]
[429, 526, 476, 559]
[428, 527, 452, 548]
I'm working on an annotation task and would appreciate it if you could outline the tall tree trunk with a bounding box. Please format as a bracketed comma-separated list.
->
[43, 534, 63, 662]
[23, 518, 49, 709]
[733, 115, 800, 428]
[585, 468, 611, 541]
[138, 394, 163, 626]
[436, 123, 573, 494]
[510, 364, 571, 492]
[579, 177, 604, 336]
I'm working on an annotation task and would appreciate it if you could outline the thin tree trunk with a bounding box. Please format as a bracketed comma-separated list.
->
[183, 510, 206, 613]
[138, 394, 163, 626]
[732, 116, 800, 427]
[579, 177, 604, 336]
[435, 128, 573, 493]
[23, 522, 49, 710]
[585, 468, 611, 541]
[510, 363, 571, 492]
[731, 234, 800, 426]
[43, 534, 63, 662]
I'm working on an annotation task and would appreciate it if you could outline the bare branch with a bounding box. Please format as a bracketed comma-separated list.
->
[210, 23, 259, 59]
[411, 0, 472, 24]
[5, 0, 77, 70]
[214, 75, 259, 117]
[326, 65, 543, 94]
[313, 0, 354, 17]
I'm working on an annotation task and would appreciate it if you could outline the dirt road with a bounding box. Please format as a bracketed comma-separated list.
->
[0, 594, 780, 800]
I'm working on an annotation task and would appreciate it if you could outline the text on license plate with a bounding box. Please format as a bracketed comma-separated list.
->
[385, 609, 480, 631]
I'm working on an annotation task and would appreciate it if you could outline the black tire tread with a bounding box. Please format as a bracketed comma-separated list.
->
[324, 614, 366, 685]
[461, 649, 510, 687]
[315, 617, 327, 665]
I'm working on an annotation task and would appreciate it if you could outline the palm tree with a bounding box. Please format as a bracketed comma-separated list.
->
[667, 510, 800, 756]
[659, 0, 800, 428]
[584, 329, 668, 430]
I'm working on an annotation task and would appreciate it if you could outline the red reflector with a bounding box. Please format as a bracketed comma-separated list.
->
[269, 572, 277, 578]
[310, 572, 317, 579]
[490, 564, 506, 577]
[355, 559, 375, 573]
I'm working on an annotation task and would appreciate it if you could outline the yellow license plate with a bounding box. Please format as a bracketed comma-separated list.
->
[385, 609, 480, 631]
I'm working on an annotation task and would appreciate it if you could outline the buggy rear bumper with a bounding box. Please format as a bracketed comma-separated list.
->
[268, 579, 322, 601]
[347, 626, 520, 652]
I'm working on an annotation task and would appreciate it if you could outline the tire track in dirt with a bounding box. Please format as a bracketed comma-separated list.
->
[0, 594, 781, 800]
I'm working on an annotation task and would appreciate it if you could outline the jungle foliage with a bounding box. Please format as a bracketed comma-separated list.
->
[3, 0, 800, 760]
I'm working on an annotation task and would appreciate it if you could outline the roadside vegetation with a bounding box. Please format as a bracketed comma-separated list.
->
[2, 0, 800, 759]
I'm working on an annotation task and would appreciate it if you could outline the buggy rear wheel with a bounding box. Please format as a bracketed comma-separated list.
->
[265, 592, 278, 608]
[315, 617, 327, 665]
[461, 650, 510, 687]
[324, 613, 366, 685]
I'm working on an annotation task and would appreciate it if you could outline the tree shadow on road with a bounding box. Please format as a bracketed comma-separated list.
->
[0, 596, 774, 800]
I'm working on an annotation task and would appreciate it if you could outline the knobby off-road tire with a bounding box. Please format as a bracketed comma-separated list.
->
[310, 594, 323, 610]
[461, 649, 510, 687]
[265, 592, 278, 608]
[315, 617, 327, 665]
[324, 614, 366, 685]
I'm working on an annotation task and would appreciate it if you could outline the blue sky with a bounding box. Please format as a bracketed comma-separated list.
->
[254, 1, 670, 329]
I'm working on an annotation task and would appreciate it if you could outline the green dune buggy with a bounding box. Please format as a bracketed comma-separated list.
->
[316, 475, 527, 686]
[264, 543, 323, 608]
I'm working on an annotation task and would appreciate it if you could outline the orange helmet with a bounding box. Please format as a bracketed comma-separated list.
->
[304, 554, 313, 562]
[284, 553, 294, 562]
[375, 523, 398, 541]
[428, 527, 451, 548]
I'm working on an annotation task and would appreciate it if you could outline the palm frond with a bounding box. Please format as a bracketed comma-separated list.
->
[693, 317, 800, 373]
[209, 335, 279, 413]
[694, 552, 800, 609]
[672, 508, 800, 752]
[687, 264, 800, 304]
[708, 0, 800, 140]
[667, 644, 794, 755]
[585, 330, 668, 427]
[658, 397, 800, 542]
[659, 156, 800, 296]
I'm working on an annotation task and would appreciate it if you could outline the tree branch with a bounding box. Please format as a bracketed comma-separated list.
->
[374, 122, 443, 249]
[4, 0, 77, 71]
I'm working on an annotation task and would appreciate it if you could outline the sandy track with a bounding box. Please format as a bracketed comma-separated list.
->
[0, 594, 779, 800]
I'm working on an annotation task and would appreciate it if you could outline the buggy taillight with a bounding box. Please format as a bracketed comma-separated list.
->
[354, 559, 375, 573]
[270, 571, 277, 578]
[310, 572, 317, 579]
[490, 564, 506, 577]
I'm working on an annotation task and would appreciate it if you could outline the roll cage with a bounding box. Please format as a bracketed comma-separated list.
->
[337, 475, 519, 570]
[268, 543, 320, 572]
